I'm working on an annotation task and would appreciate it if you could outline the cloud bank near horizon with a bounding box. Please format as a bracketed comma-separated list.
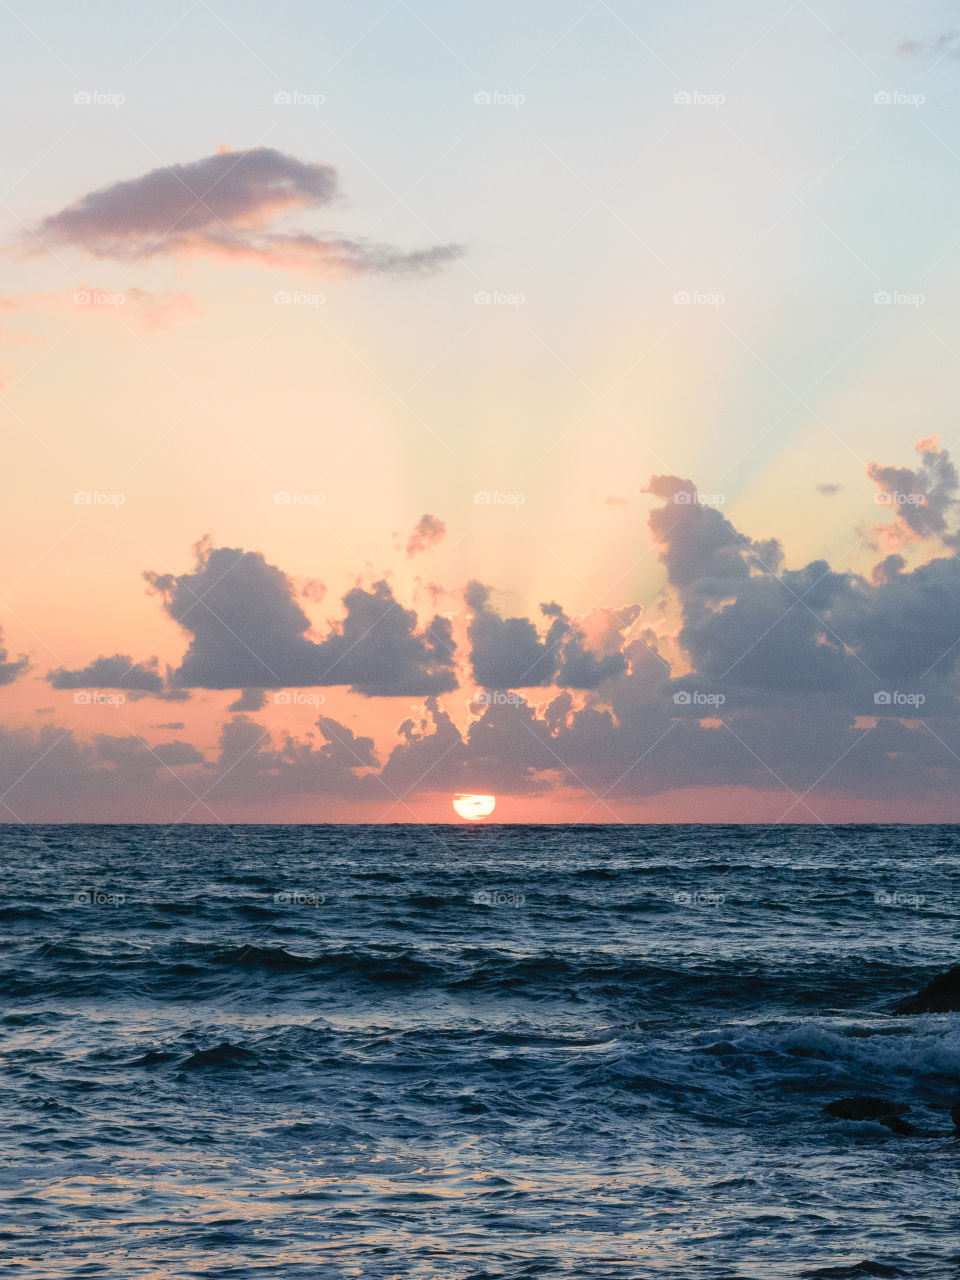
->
[13, 439, 960, 818]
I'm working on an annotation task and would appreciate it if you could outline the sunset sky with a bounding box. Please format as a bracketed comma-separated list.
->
[3, 0, 960, 820]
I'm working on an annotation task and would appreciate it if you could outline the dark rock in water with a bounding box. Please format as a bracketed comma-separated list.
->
[824, 1097, 916, 1134]
[893, 964, 960, 1014]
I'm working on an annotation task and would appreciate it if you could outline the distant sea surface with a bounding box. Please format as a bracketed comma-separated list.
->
[1, 824, 959, 1279]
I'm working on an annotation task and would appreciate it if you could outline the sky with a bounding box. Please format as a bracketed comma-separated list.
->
[3, 0, 960, 821]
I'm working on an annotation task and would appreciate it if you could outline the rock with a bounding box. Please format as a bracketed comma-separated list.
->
[893, 964, 960, 1014]
[824, 1096, 916, 1134]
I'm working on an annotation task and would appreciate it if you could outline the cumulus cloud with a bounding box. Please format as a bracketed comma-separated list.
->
[145, 542, 458, 696]
[30, 148, 463, 277]
[867, 435, 960, 549]
[18, 440, 960, 817]
[465, 583, 625, 690]
[406, 513, 446, 558]
[47, 654, 165, 692]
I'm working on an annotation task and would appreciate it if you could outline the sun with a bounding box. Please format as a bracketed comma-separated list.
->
[452, 793, 496, 821]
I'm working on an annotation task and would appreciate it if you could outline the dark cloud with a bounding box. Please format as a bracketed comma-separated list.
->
[228, 688, 267, 712]
[146, 543, 458, 696]
[47, 654, 165, 692]
[16, 441, 960, 817]
[816, 482, 843, 496]
[0, 630, 28, 687]
[867, 436, 960, 547]
[465, 583, 624, 690]
[31, 147, 463, 277]
[406, 514, 446, 558]
[149, 722, 186, 730]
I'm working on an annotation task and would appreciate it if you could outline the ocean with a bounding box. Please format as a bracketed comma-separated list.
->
[1, 824, 958, 1279]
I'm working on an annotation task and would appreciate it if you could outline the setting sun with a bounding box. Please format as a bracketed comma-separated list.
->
[452, 793, 496, 821]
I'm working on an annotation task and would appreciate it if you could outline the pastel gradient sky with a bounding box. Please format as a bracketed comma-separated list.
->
[3, 0, 960, 821]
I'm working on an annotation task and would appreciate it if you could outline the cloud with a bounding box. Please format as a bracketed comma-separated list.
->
[0, 713, 380, 819]
[228, 688, 267, 711]
[867, 436, 960, 549]
[406, 513, 446, 558]
[30, 148, 464, 277]
[145, 542, 458, 696]
[0, 630, 29, 686]
[47, 654, 166, 692]
[19, 440, 960, 817]
[816, 482, 843, 496]
[464, 583, 626, 689]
